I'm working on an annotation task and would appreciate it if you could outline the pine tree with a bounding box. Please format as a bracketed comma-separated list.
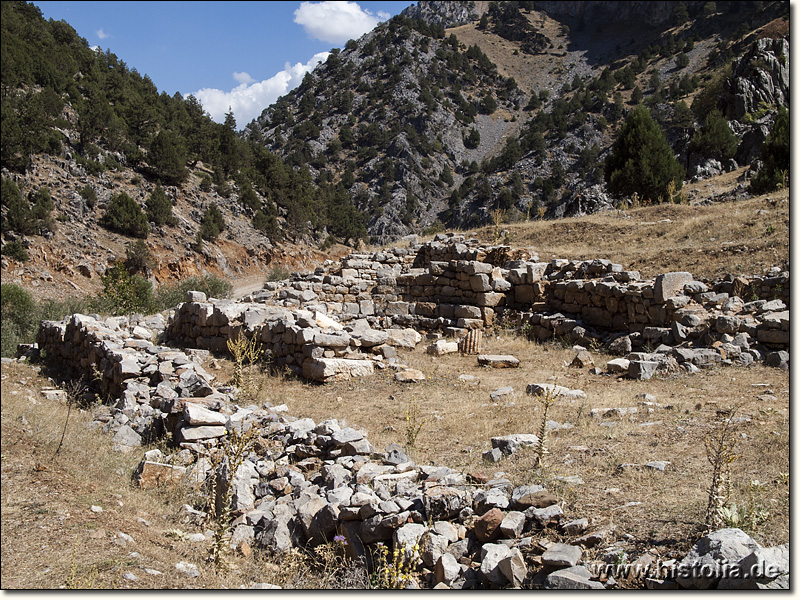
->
[218, 110, 239, 177]
[604, 104, 685, 202]
[145, 184, 177, 226]
[690, 109, 738, 161]
[199, 204, 226, 242]
[749, 107, 789, 194]
[148, 130, 187, 185]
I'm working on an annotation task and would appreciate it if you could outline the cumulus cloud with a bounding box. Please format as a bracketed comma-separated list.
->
[233, 71, 255, 85]
[191, 52, 330, 128]
[96, 28, 110, 39]
[294, 1, 389, 45]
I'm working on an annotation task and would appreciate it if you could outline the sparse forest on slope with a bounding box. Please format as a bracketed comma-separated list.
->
[1, 1, 366, 290]
[246, 0, 789, 242]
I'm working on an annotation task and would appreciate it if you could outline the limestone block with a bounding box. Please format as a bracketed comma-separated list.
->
[654, 272, 694, 303]
[301, 358, 374, 382]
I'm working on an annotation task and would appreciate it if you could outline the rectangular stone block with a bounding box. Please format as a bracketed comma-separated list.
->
[476, 292, 504, 307]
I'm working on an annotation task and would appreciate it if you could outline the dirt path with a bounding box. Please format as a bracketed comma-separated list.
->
[230, 275, 268, 300]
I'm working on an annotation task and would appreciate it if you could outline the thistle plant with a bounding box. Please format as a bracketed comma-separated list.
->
[226, 331, 263, 403]
[208, 424, 258, 569]
[533, 385, 559, 468]
[404, 396, 426, 456]
[704, 408, 739, 531]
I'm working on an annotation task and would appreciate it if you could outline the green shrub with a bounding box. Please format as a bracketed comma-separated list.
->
[98, 262, 154, 315]
[464, 128, 481, 149]
[1, 241, 29, 261]
[124, 239, 154, 275]
[690, 109, 738, 161]
[145, 184, 177, 227]
[152, 274, 233, 309]
[252, 209, 280, 238]
[239, 184, 260, 212]
[100, 192, 150, 238]
[1, 179, 55, 236]
[79, 184, 97, 209]
[199, 204, 225, 242]
[1, 283, 37, 357]
[750, 106, 789, 194]
[266, 265, 291, 282]
[199, 173, 213, 192]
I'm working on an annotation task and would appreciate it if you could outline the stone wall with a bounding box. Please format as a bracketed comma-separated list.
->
[165, 292, 422, 382]
[236, 234, 788, 360]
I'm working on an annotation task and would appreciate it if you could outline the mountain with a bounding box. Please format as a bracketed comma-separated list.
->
[0, 0, 790, 299]
[0, 0, 367, 300]
[245, 0, 789, 243]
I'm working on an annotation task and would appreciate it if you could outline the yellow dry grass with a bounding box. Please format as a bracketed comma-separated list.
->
[228, 327, 789, 563]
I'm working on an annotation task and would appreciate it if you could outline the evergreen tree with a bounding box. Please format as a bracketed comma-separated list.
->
[199, 204, 226, 242]
[218, 110, 240, 177]
[464, 128, 481, 149]
[690, 109, 738, 161]
[749, 107, 789, 194]
[100, 192, 150, 238]
[145, 184, 177, 226]
[604, 104, 685, 202]
[148, 129, 187, 185]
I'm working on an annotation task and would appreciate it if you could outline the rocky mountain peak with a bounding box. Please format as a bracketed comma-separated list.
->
[400, 1, 482, 29]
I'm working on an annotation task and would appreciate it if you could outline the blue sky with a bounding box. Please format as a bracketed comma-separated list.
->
[34, 1, 416, 127]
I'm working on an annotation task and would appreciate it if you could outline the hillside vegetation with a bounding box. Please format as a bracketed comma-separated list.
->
[0, 0, 790, 342]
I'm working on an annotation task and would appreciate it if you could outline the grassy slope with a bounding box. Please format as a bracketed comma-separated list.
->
[461, 169, 790, 281]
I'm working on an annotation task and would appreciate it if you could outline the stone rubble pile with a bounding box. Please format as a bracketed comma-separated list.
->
[22, 235, 789, 588]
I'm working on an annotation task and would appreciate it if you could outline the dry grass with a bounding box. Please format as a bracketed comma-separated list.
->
[1, 313, 790, 588]
[238, 328, 789, 565]
[472, 172, 789, 281]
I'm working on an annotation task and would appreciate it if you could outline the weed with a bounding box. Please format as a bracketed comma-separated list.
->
[207, 425, 259, 569]
[266, 265, 291, 282]
[704, 408, 740, 531]
[490, 208, 506, 242]
[370, 541, 420, 589]
[532, 384, 559, 468]
[404, 396, 426, 456]
[226, 332, 263, 404]
[53, 378, 92, 457]
[65, 537, 99, 589]
[718, 503, 770, 532]
[304, 536, 370, 589]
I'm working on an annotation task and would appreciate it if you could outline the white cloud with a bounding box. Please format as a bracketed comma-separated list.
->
[191, 52, 330, 128]
[96, 28, 110, 39]
[233, 71, 255, 85]
[294, 1, 389, 45]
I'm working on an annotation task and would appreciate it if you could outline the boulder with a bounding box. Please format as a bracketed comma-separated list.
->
[394, 368, 426, 383]
[478, 355, 520, 368]
[479, 543, 512, 586]
[542, 543, 582, 568]
[134, 461, 186, 490]
[655, 272, 694, 303]
[474, 507, 505, 542]
[499, 548, 528, 587]
[676, 528, 762, 589]
[545, 566, 605, 590]
[301, 358, 374, 382]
